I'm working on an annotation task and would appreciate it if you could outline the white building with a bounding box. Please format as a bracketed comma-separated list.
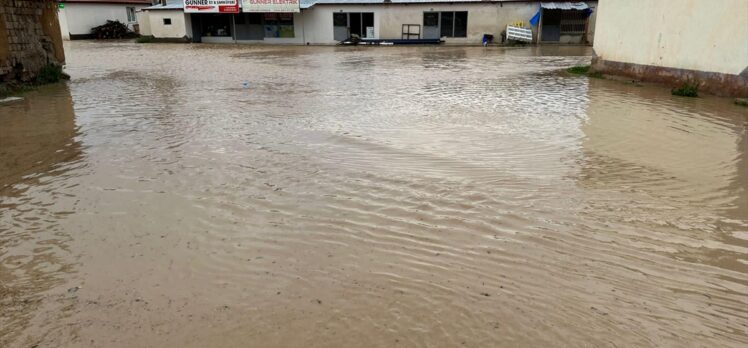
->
[58, 0, 154, 40]
[139, 0, 597, 45]
[592, 0, 748, 97]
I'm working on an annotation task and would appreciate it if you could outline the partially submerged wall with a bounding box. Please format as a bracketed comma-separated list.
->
[592, 0, 748, 97]
[0, 0, 65, 83]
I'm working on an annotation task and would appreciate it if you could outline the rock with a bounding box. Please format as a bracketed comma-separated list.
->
[735, 98, 748, 107]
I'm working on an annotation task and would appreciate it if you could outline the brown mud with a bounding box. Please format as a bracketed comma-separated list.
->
[1, 42, 747, 348]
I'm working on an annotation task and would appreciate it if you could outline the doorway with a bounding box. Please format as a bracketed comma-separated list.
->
[234, 13, 264, 40]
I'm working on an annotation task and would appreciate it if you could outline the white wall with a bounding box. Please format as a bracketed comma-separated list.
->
[137, 10, 152, 36]
[143, 1, 599, 45]
[146, 10, 191, 39]
[593, 0, 748, 75]
[301, 3, 541, 45]
[58, 7, 71, 40]
[59, 3, 148, 37]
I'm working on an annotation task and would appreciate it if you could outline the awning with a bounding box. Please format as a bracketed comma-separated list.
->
[540, 2, 590, 11]
[530, 2, 591, 26]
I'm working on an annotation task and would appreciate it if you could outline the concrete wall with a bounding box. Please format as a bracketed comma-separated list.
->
[137, 9, 152, 36]
[0, 0, 65, 82]
[593, 0, 747, 76]
[59, 3, 148, 38]
[142, 10, 192, 39]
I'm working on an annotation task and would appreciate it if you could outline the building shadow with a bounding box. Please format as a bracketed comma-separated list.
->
[0, 83, 83, 347]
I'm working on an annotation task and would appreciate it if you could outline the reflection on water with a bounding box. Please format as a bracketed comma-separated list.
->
[0, 41, 746, 347]
[0, 84, 83, 347]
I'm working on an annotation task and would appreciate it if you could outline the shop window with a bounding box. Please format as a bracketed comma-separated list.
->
[454, 12, 468, 37]
[332, 13, 374, 38]
[423, 12, 439, 27]
[440, 12, 453, 37]
[126, 7, 136, 22]
[427, 11, 468, 38]
[333, 13, 347, 27]
[558, 10, 588, 34]
[163, 18, 172, 25]
[201, 14, 231, 37]
[264, 13, 294, 38]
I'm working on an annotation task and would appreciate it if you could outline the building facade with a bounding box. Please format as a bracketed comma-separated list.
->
[58, 0, 153, 40]
[592, 0, 748, 97]
[140, 0, 597, 45]
[0, 0, 65, 83]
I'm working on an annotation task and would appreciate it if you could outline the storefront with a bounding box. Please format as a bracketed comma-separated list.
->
[535, 2, 593, 43]
[184, 0, 300, 42]
[142, 1, 597, 46]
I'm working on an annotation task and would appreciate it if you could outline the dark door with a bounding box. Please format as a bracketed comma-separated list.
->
[541, 9, 561, 41]
[235, 13, 264, 40]
[423, 12, 439, 39]
[190, 14, 202, 42]
[361, 12, 374, 38]
[349, 12, 362, 37]
[333, 13, 348, 41]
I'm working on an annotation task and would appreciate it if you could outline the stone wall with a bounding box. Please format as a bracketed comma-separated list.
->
[0, 0, 65, 83]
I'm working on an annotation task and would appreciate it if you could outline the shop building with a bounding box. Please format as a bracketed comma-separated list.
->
[139, 0, 597, 45]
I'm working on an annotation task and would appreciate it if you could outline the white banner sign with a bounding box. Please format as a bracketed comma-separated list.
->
[184, 0, 239, 13]
[242, 0, 300, 13]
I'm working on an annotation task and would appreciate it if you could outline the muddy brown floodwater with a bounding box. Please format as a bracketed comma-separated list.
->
[1, 42, 747, 348]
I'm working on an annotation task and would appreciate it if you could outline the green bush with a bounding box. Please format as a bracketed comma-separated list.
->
[35, 64, 65, 84]
[671, 80, 699, 97]
[567, 65, 591, 75]
[0, 84, 10, 98]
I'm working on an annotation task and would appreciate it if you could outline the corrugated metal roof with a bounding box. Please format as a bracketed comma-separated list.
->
[540, 2, 589, 10]
[145, 0, 590, 11]
[301, 0, 527, 9]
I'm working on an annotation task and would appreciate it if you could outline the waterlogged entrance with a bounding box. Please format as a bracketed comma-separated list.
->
[1, 42, 747, 348]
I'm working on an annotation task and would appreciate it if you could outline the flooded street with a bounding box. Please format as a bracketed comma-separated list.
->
[1, 41, 747, 347]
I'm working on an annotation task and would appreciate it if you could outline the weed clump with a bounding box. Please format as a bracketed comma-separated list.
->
[136, 35, 155, 43]
[36, 64, 65, 84]
[567, 65, 591, 75]
[671, 80, 699, 97]
[566, 65, 604, 79]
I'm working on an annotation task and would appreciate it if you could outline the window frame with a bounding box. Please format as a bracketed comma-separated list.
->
[424, 11, 468, 38]
[263, 13, 295, 38]
[126, 6, 136, 23]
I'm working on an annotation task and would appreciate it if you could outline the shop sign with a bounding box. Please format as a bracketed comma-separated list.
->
[184, 0, 240, 13]
[242, 0, 300, 13]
